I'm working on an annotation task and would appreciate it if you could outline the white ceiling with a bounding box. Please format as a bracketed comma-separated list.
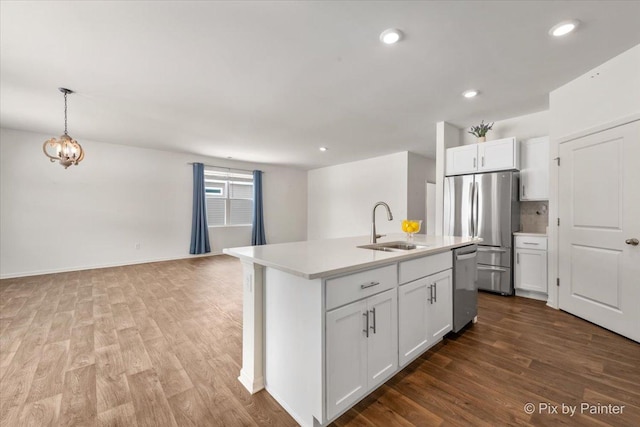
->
[2, 1, 639, 169]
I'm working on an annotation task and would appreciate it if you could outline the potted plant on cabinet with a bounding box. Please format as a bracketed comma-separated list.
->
[468, 120, 494, 142]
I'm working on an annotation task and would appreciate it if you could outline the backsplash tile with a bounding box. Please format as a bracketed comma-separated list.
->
[520, 201, 548, 234]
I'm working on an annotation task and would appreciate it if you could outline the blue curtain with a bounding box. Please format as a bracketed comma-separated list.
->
[252, 170, 267, 245]
[190, 163, 211, 254]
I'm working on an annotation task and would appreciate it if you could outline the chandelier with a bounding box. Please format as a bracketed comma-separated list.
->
[43, 88, 84, 168]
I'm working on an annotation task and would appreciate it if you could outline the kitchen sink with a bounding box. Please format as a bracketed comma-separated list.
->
[358, 241, 429, 252]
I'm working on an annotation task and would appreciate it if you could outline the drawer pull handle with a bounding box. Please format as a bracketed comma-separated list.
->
[523, 242, 539, 245]
[361, 281, 380, 289]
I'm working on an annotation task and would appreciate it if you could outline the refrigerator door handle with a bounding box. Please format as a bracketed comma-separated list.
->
[474, 181, 479, 238]
[469, 182, 475, 237]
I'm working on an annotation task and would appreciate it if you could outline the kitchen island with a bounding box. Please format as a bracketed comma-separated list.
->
[224, 234, 479, 427]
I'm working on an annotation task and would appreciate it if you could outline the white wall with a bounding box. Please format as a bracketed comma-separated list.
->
[460, 110, 549, 145]
[407, 152, 435, 228]
[0, 127, 307, 278]
[307, 152, 434, 240]
[308, 152, 407, 240]
[549, 44, 640, 140]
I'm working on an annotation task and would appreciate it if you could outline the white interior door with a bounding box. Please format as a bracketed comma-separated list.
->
[558, 120, 640, 342]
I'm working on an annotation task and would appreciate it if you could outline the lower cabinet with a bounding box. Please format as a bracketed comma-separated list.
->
[514, 235, 548, 295]
[325, 288, 397, 420]
[515, 248, 547, 293]
[398, 269, 452, 367]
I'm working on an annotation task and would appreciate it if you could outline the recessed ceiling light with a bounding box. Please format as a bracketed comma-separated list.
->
[463, 89, 479, 98]
[319, 147, 328, 152]
[380, 29, 403, 45]
[549, 20, 579, 37]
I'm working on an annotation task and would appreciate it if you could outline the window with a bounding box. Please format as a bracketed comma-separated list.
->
[204, 168, 254, 227]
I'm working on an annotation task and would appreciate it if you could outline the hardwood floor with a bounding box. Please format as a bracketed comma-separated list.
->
[1, 256, 638, 426]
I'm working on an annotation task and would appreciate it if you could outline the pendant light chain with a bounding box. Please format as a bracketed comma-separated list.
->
[64, 90, 68, 136]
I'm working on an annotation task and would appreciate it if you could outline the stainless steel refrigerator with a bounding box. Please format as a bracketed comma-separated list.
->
[444, 171, 520, 295]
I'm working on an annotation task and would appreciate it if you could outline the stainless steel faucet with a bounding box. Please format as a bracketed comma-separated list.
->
[371, 201, 394, 243]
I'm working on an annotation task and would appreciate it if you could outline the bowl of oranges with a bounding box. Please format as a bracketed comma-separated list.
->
[401, 220, 422, 241]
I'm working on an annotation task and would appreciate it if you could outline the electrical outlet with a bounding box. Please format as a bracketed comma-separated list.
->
[135, 243, 141, 250]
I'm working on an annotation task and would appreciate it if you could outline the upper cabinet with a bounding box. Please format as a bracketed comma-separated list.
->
[445, 144, 478, 175]
[520, 136, 549, 201]
[446, 137, 519, 176]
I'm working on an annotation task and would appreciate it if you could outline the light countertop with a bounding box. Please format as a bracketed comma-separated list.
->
[513, 232, 547, 237]
[224, 233, 480, 280]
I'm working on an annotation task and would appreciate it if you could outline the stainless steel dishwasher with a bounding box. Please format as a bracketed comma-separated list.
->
[453, 244, 478, 333]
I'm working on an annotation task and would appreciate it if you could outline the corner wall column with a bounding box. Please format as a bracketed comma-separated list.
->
[435, 121, 461, 236]
[238, 260, 265, 393]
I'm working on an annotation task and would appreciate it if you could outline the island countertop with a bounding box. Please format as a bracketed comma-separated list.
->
[224, 234, 480, 280]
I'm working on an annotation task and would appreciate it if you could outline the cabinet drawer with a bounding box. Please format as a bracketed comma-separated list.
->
[326, 264, 397, 310]
[399, 252, 452, 285]
[515, 236, 547, 250]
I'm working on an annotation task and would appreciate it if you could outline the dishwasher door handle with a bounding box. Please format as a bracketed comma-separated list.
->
[456, 251, 477, 261]
[477, 247, 508, 253]
[478, 265, 508, 273]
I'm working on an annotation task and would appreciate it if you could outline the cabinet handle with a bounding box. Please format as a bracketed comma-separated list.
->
[517, 253, 520, 264]
[523, 185, 526, 198]
[428, 284, 433, 304]
[370, 308, 376, 334]
[363, 312, 369, 338]
[433, 283, 437, 302]
[361, 281, 380, 289]
[473, 158, 476, 168]
[481, 156, 485, 167]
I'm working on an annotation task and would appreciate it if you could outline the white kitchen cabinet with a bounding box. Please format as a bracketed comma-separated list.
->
[477, 137, 519, 172]
[514, 235, 548, 295]
[446, 137, 519, 176]
[520, 136, 549, 200]
[445, 144, 478, 176]
[427, 270, 453, 342]
[366, 290, 398, 389]
[398, 278, 429, 366]
[398, 269, 452, 367]
[326, 288, 397, 420]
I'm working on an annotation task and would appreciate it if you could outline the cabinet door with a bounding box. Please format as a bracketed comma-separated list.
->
[478, 137, 518, 172]
[428, 270, 453, 342]
[520, 137, 549, 200]
[326, 300, 368, 420]
[398, 278, 429, 367]
[366, 289, 398, 389]
[515, 249, 548, 293]
[446, 144, 478, 176]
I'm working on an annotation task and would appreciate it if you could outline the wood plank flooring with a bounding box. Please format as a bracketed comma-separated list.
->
[1, 255, 638, 426]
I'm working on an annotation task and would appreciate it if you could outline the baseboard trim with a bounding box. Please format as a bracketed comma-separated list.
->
[238, 370, 265, 395]
[0, 251, 225, 279]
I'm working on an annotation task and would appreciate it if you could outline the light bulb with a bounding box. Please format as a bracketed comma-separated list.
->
[380, 29, 403, 45]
